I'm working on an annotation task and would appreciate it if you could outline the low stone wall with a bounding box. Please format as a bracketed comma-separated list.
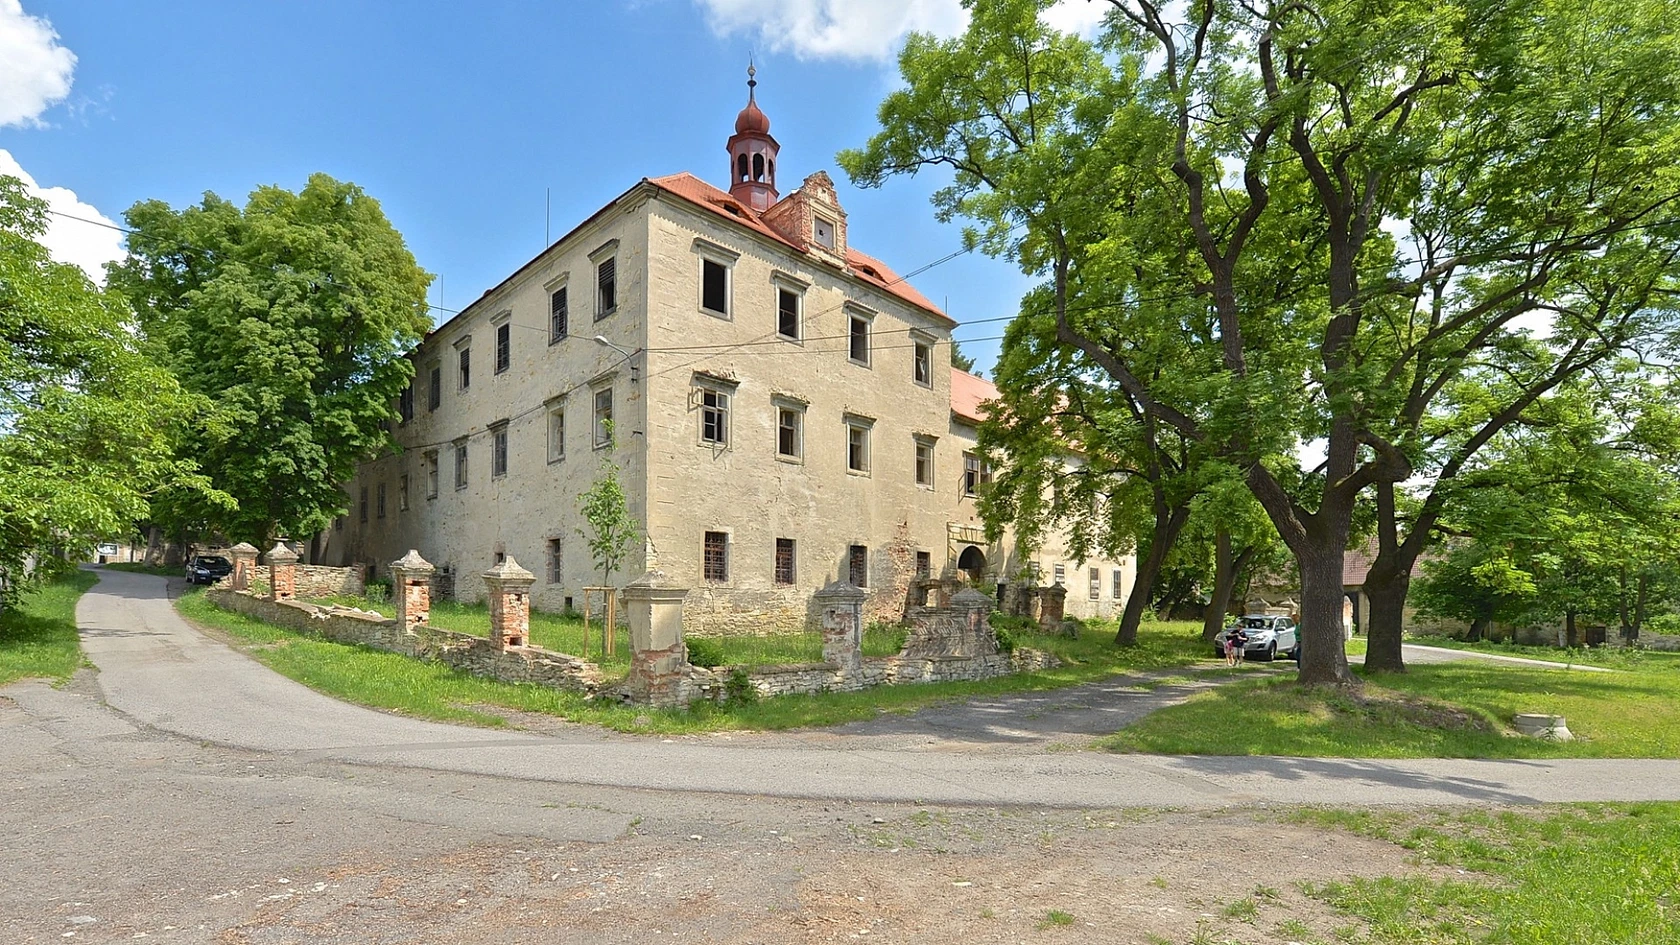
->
[206, 588, 601, 692]
[684, 647, 1060, 702]
[243, 564, 364, 599]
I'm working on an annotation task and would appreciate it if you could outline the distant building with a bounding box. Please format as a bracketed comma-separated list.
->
[324, 71, 1133, 631]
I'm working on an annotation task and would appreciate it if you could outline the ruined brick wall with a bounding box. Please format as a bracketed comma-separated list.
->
[205, 588, 600, 692]
[242, 565, 364, 599]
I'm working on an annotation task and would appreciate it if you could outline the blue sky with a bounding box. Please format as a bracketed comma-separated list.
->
[0, 1, 1103, 375]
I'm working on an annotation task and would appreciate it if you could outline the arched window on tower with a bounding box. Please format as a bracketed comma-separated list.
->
[753, 153, 765, 181]
[767, 158, 774, 181]
[737, 153, 749, 182]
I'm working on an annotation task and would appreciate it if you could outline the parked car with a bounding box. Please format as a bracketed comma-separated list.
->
[186, 554, 233, 585]
[1213, 614, 1300, 661]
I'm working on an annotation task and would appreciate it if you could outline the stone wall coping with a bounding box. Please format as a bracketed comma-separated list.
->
[227, 542, 259, 556]
[622, 583, 691, 603]
[482, 556, 536, 582]
[812, 579, 867, 601]
[624, 568, 674, 589]
[391, 549, 435, 575]
[267, 541, 299, 564]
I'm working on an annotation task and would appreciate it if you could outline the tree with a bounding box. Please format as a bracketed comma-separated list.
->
[578, 424, 641, 594]
[951, 339, 980, 375]
[108, 173, 433, 546]
[0, 176, 216, 601]
[842, 0, 1680, 685]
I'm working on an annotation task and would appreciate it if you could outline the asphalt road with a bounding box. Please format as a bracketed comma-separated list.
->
[66, 568, 1680, 809]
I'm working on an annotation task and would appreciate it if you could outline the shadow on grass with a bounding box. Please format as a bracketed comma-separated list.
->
[0, 570, 99, 685]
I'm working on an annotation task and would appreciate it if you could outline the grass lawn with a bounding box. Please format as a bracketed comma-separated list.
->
[181, 589, 1211, 734]
[0, 570, 98, 685]
[1294, 803, 1680, 944]
[1102, 652, 1680, 758]
[101, 562, 180, 578]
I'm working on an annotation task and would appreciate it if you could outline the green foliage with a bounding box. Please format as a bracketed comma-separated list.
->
[949, 339, 978, 374]
[0, 177, 218, 599]
[1300, 804, 1680, 945]
[722, 667, 758, 705]
[108, 172, 432, 543]
[685, 637, 724, 668]
[0, 569, 97, 684]
[577, 423, 641, 590]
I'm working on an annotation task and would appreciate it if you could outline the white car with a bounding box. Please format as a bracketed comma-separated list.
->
[1213, 615, 1300, 662]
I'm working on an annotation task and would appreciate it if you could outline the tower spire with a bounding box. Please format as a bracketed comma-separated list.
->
[727, 61, 779, 210]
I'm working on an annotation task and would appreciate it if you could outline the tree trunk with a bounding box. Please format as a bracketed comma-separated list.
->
[1115, 503, 1190, 646]
[1362, 566, 1409, 673]
[1202, 532, 1237, 643]
[1632, 573, 1649, 641]
[1295, 540, 1358, 686]
[1468, 615, 1487, 642]
[1565, 608, 1579, 648]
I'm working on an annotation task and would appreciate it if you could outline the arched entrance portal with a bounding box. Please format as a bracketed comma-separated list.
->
[956, 545, 987, 582]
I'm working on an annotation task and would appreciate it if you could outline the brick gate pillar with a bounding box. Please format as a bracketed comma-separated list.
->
[813, 579, 866, 677]
[227, 542, 259, 591]
[1038, 582, 1067, 629]
[266, 542, 299, 602]
[623, 569, 691, 706]
[390, 550, 436, 628]
[482, 557, 536, 649]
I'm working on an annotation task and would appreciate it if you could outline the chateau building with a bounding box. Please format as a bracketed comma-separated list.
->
[325, 73, 1134, 632]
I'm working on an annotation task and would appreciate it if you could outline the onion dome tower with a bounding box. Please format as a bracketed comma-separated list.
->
[727, 63, 780, 211]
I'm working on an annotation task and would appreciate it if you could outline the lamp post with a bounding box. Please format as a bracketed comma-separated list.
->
[593, 335, 642, 383]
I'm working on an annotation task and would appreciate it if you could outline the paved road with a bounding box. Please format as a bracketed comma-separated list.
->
[71, 568, 1680, 809]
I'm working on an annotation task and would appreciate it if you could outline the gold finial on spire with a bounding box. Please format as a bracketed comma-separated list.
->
[747, 58, 757, 100]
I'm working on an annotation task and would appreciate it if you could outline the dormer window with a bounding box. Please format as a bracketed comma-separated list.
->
[813, 216, 835, 250]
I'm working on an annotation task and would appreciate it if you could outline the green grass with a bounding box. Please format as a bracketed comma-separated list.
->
[0, 570, 98, 685]
[1294, 803, 1680, 944]
[101, 562, 179, 578]
[182, 590, 1211, 734]
[1102, 656, 1680, 758]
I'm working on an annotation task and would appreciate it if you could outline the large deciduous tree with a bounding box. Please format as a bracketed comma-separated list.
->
[842, 0, 1680, 685]
[109, 173, 433, 546]
[0, 176, 215, 600]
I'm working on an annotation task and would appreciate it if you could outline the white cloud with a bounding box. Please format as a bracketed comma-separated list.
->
[0, 150, 125, 283]
[0, 0, 76, 127]
[695, 0, 1107, 62]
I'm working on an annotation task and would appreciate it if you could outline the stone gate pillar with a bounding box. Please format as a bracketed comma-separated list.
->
[813, 579, 866, 677]
[391, 550, 435, 628]
[622, 569, 691, 706]
[227, 542, 259, 591]
[1038, 582, 1067, 629]
[267, 541, 299, 602]
[482, 557, 536, 649]
[949, 587, 1000, 657]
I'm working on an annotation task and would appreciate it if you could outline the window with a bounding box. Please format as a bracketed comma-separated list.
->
[699, 388, 729, 446]
[915, 551, 931, 578]
[596, 256, 616, 320]
[1090, 567, 1101, 601]
[913, 338, 932, 386]
[428, 364, 442, 411]
[777, 288, 800, 340]
[776, 405, 803, 460]
[703, 531, 729, 582]
[398, 474, 410, 512]
[1052, 563, 1066, 585]
[846, 419, 871, 474]
[1112, 570, 1124, 600]
[491, 423, 509, 478]
[848, 544, 868, 588]
[700, 257, 729, 316]
[454, 439, 469, 490]
[849, 314, 870, 366]
[963, 452, 992, 496]
[549, 285, 568, 343]
[399, 384, 414, 423]
[458, 345, 471, 390]
[494, 323, 510, 374]
[425, 451, 439, 498]
[774, 538, 796, 585]
[593, 387, 613, 448]
[547, 402, 565, 463]
[358, 485, 368, 523]
[548, 538, 563, 583]
[814, 216, 835, 249]
[914, 438, 935, 487]
[376, 482, 387, 518]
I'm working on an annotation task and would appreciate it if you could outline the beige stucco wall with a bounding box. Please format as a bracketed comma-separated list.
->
[331, 181, 1131, 630]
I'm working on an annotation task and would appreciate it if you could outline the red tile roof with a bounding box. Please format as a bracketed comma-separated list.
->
[951, 367, 998, 424]
[647, 172, 952, 324]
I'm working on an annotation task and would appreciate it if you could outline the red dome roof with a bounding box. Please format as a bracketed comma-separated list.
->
[735, 97, 769, 135]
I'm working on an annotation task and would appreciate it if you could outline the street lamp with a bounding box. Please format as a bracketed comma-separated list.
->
[593, 335, 641, 383]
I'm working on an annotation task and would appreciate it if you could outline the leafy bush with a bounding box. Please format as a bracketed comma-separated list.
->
[723, 667, 758, 705]
[363, 579, 391, 604]
[686, 637, 725, 668]
[993, 624, 1017, 654]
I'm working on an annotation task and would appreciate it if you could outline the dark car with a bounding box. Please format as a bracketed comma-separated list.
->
[186, 554, 233, 585]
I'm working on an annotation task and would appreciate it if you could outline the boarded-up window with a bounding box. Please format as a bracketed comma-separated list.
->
[548, 539, 563, 583]
[1090, 567, 1101, 600]
[915, 551, 931, 577]
[491, 424, 508, 478]
[775, 538, 796, 585]
[596, 257, 616, 318]
[495, 323, 510, 374]
[549, 286, 568, 342]
[849, 544, 868, 588]
[704, 531, 729, 582]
